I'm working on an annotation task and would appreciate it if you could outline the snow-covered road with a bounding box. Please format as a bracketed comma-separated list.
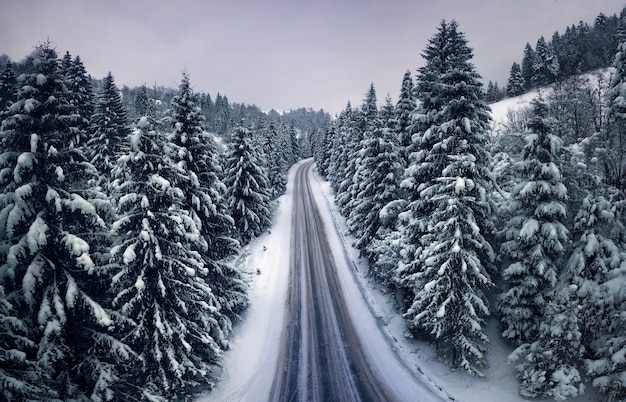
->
[202, 159, 449, 402]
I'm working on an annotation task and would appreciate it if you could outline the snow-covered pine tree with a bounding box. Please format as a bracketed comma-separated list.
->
[327, 103, 353, 194]
[532, 36, 560, 86]
[134, 85, 153, 119]
[314, 124, 334, 180]
[0, 42, 125, 400]
[87, 72, 131, 183]
[398, 20, 495, 376]
[225, 122, 272, 245]
[521, 42, 536, 90]
[498, 99, 570, 345]
[63, 55, 95, 136]
[395, 70, 416, 166]
[263, 120, 288, 199]
[507, 62, 526, 97]
[339, 83, 379, 221]
[168, 72, 247, 319]
[348, 119, 403, 254]
[287, 125, 301, 166]
[0, 61, 17, 114]
[603, 17, 626, 192]
[509, 285, 583, 400]
[568, 193, 624, 346]
[109, 115, 226, 400]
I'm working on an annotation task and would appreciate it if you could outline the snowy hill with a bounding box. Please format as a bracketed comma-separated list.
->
[489, 68, 613, 132]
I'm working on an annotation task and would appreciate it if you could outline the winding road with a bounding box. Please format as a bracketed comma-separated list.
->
[269, 160, 448, 402]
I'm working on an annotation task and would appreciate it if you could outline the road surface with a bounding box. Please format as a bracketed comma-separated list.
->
[269, 160, 449, 402]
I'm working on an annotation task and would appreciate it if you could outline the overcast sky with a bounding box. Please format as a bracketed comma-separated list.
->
[1, 0, 624, 115]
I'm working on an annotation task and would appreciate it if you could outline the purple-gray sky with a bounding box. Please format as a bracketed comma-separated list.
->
[1, 0, 624, 115]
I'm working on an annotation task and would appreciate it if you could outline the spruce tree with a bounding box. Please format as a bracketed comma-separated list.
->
[110, 115, 226, 400]
[0, 61, 17, 114]
[395, 71, 416, 166]
[498, 99, 569, 345]
[533, 36, 560, 86]
[507, 62, 526, 96]
[509, 286, 583, 400]
[168, 72, 247, 319]
[339, 83, 379, 219]
[263, 121, 288, 199]
[63, 55, 95, 137]
[327, 103, 353, 194]
[603, 17, 626, 191]
[0, 42, 123, 400]
[399, 20, 495, 376]
[134, 85, 152, 119]
[225, 123, 272, 245]
[348, 120, 403, 254]
[521, 42, 536, 89]
[87, 72, 131, 182]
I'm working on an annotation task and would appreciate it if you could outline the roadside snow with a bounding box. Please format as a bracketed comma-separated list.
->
[199, 161, 302, 402]
[199, 158, 602, 401]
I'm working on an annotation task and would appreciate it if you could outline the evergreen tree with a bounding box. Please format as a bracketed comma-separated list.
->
[395, 70, 416, 166]
[63, 55, 95, 139]
[399, 20, 495, 376]
[603, 17, 626, 191]
[0, 42, 124, 400]
[263, 121, 288, 199]
[348, 120, 403, 254]
[110, 116, 225, 400]
[339, 83, 378, 219]
[507, 62, 526, 96]
[168, 72, 247, 319]
[521, 42, 536, 89]
[328, 103, 353, 194]
[134, 85, 153, 118]
[0, 61, 17, 114]
[498, 100, 570, 345]
[532, 36, 560, 86]
[214, 93, 231, 136]
[225, 123, 272, 245]
[87, 72, 131, 183]
[509, 286, 583, 400]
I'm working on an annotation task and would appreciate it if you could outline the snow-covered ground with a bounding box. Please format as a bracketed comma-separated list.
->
[200, 155, 605, 401]
[489, 67, 613, 130]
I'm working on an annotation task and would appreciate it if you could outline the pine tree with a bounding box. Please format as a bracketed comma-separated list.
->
[568, 193, 624, 346]
[507, 62, 526, 96]
[509, 286, 583, 400]
[134, 85, 153, 118]
[327, 103, 353, 194]
[348, 120, 403, 254]
[63, 55, 95, 137]
[225, 123, 272, 245]
[87, 72, 131, 183]
[0, 42, 124, 400]
[0, 61, 17, 114]
[521, 42, 536, 89]
[498, 99, 570, 345]
[533, 36, 560, 86]
[168, 72, 247, 319]
[603, 17, 626, 191]
[399, 20, 495, 376]
[110, 116, 226, 400]
[339, 83, 379, 219]
[263, 121, 287, 198]
[395, 71, 416, 166]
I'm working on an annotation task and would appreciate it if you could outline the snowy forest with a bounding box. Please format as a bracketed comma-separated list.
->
[310, 9, 626, 402]
[0, 42, 329, 401]
[2, 4, 626, 402]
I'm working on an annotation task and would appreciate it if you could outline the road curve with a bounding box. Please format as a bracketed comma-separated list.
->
[269, 160, 446, 402]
